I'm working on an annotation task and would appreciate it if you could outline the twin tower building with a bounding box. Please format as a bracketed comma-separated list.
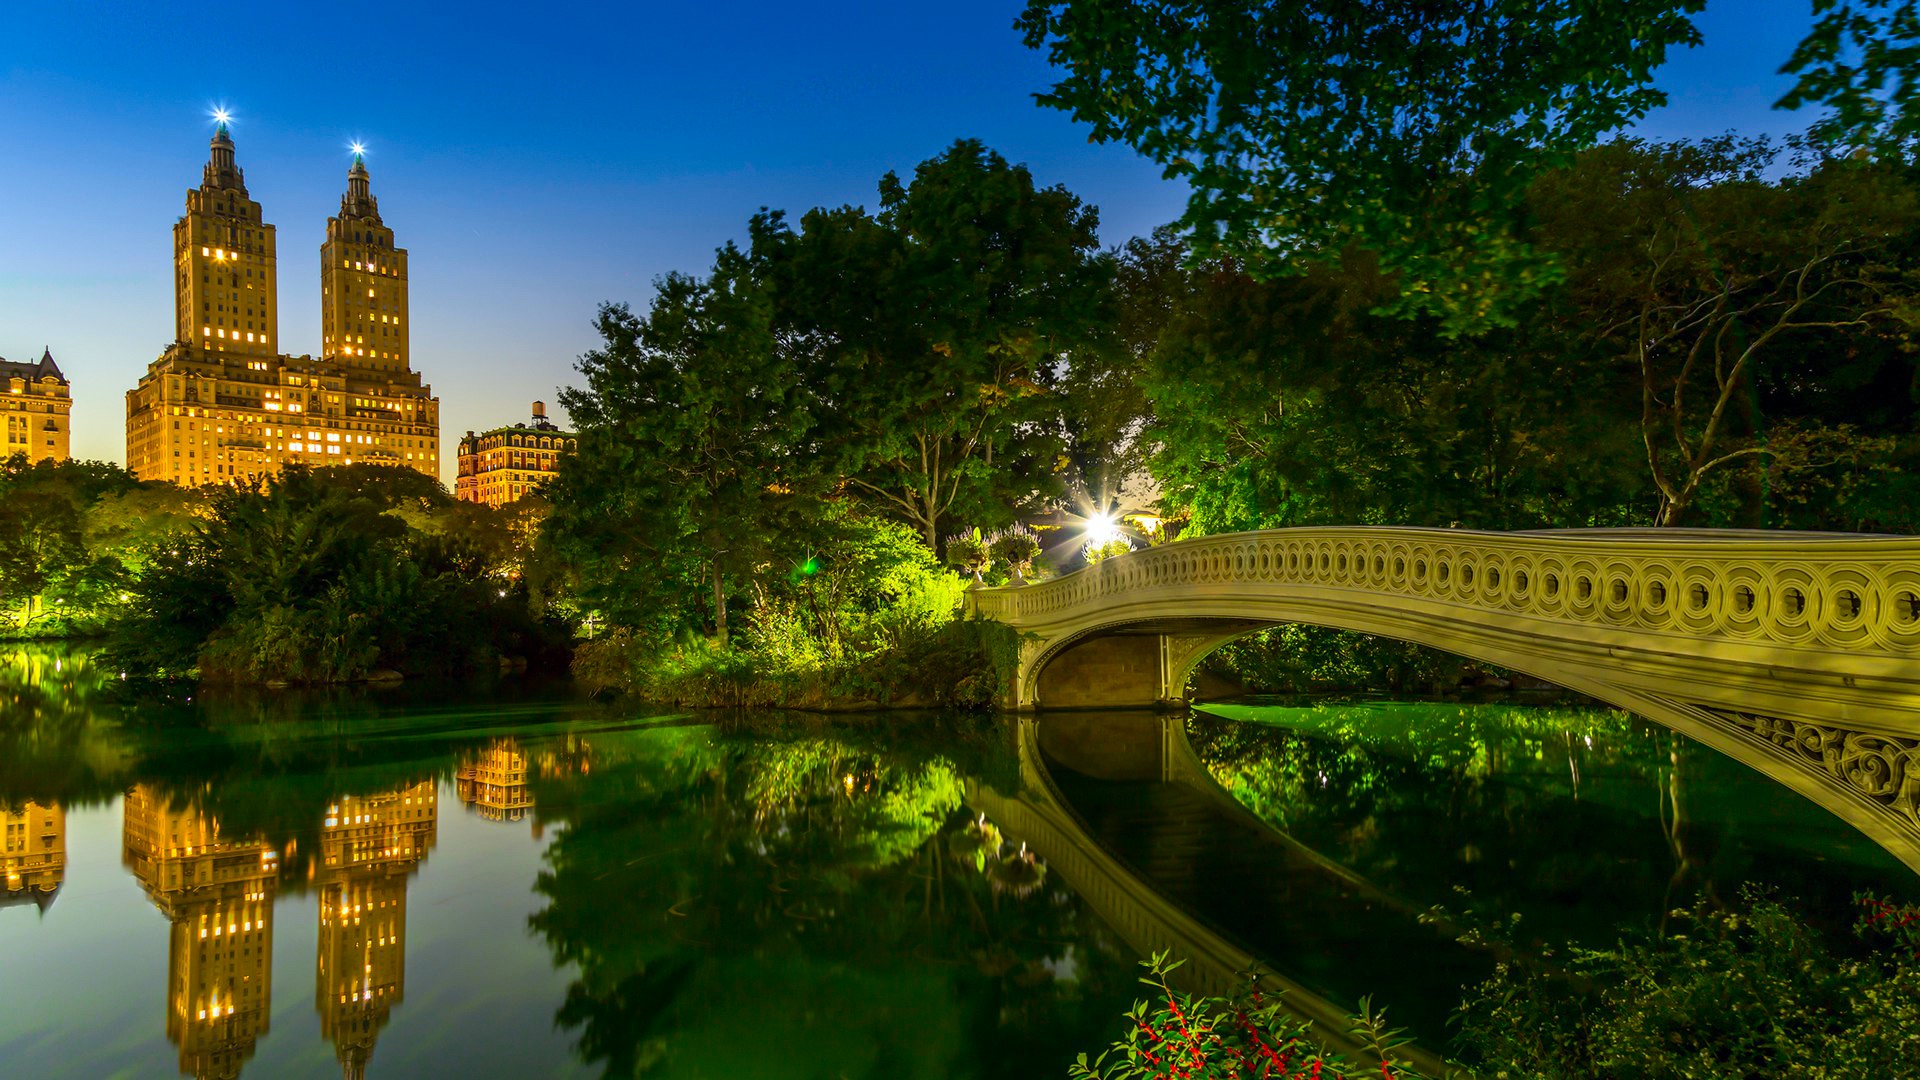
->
[126, 123, 440, 485]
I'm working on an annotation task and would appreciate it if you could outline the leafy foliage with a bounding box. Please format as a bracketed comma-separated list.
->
[0, 456, 198, 637]
[1017, 0, 1707, 333]
[1071, 951, 1429, 1079]
[1529, 137, 1920, 525]
[1454, 890, 1920, 1078]
[1780, 0, 1920, 153]
[1136, 139, 1920, 543]
[759, 139, 1112, 546]
[105, 465, 561, 682]
[553, 243, 811, 642]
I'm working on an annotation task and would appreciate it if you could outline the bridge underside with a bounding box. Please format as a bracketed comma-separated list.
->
[1031, 618, 1269, 711]
[1009, 608, 1920, 875]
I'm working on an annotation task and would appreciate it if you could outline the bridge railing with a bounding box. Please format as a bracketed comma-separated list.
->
[970, 526, 1920, 655]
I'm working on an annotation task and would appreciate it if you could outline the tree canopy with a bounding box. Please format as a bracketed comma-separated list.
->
[1017, 0, 1707, 332]
[758, 139, 1114, 548]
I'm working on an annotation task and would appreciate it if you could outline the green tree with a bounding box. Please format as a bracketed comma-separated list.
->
[1141, 252, 1642, 534]
[760, 139, 1112, 549]
[1780, 0, 1920, 153]
[0, 458, 201, 636]
[108, 465, 552, 682]
[0, 491, 87, 632]
[1052, 228, 1185, 515]
[1529, 138, 1920, 526]
[81, 482, 204, 575]
[554, 242, 811, 642]
[1016, 0, 1706, 332]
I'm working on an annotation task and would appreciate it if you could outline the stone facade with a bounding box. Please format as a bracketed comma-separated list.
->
[126, 126, 439, 487]
[455, 401, 574, 507]
[1, 349, 71, 463]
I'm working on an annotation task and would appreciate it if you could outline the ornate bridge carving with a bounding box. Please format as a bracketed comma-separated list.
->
[968, 526, 1920, 872]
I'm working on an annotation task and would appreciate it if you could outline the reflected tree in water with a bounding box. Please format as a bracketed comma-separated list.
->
[1186, 704, 1915, 952]
[526, 717, 1134, 1078]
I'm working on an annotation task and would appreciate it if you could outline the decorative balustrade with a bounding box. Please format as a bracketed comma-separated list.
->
[973, 527, 1920, 655]
[972, 526, 1920, 871]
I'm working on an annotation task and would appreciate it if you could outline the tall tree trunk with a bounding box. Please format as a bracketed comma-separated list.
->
[712, 564, 727, 643]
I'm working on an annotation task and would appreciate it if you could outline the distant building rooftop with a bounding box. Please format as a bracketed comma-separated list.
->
[0, 348, 67, 383]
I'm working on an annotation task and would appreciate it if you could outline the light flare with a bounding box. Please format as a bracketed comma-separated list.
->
[1083, 511, 1122, 548]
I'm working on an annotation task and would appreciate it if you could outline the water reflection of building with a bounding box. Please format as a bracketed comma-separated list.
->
[313, 781, 437, 1080]
[1, 800, 66, 912]
[455, 741, 534, 823]
[122, 786, 280, 1080]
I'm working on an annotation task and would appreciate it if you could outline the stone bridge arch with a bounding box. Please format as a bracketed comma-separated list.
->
[968, 526, 1920, 872]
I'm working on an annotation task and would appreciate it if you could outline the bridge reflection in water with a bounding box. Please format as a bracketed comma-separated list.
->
[968, 714, 1465, 1075]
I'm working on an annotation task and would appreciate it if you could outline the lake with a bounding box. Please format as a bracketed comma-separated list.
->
[1, 645, 1911, 1077]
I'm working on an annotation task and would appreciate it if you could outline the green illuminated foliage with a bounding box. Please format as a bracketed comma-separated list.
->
[552, 243, 813, 643]
[0, 456, 193, 638]
[758, 139, 1112, 547]
[105, 465, 555, 682]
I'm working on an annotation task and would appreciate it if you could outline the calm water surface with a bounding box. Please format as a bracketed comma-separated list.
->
[2, 646, 1912, 1077]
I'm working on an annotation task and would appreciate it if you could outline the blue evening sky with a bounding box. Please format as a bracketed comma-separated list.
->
[1, 1, 1827, 477]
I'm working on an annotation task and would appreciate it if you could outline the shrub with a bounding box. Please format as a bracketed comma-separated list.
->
[1073, 951, 1431, 1080]
[1453, 890, 1920, 1078]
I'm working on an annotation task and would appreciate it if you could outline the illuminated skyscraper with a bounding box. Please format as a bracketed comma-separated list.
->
[313, 780, 437, 1080]
[126, 124, 441, 486]
[321, 152, 411, 376]
[122, 786, 280, 1080]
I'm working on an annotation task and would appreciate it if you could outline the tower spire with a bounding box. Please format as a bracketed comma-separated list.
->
[342, 145, 378, 220]
[203, 117, 246, 193]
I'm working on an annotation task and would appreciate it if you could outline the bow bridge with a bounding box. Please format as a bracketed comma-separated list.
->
[967, 527, 1920, 871]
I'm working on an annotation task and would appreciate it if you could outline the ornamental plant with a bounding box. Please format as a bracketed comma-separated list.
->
[1071, 951, 1432, 1080]
[990, 530, 1043, 576]
[945, 534, 990, 578]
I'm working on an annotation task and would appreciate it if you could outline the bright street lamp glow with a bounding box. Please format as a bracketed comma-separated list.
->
[1084, 512, 1122, 548]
